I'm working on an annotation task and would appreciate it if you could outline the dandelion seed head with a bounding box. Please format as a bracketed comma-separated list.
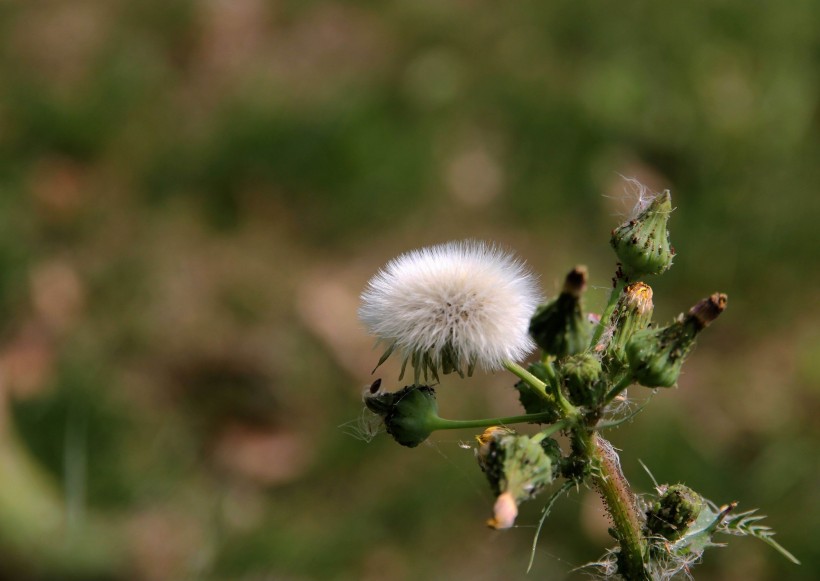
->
[359, 240, 542, 379]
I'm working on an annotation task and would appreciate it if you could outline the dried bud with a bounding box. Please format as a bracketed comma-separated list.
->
[626, 293, 727, 387]
[364, 384, 439, 447]
[606, 282, 655, 368]
[560, 353, 604, 408]
[611, 191, 674, 278]
[645, 484, 705, 540]
[476, 427, 559, 529]
[687, 293, 728, 330]
[529, 266, 592, 357]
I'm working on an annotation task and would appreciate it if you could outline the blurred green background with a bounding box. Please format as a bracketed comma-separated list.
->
[0, 1, 818, 579]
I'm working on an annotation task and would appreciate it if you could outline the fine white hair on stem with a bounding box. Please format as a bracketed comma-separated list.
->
[359, 240, 543, 382]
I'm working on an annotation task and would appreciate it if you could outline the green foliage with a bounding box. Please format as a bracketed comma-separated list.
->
[143, 96, 434, 235]
[11, 359, 134, 508]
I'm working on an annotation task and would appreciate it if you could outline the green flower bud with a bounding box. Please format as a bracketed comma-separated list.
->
[645, 484, 705, 541]
[606, 282, 654, 369]
[560, 353, 604, 407]
[529, 266, 592, 357]
[626, 293, 727, 387]
[476, 427, 560, 529]
[513, 362, 560, 422]
[611, 191, 674, 278]
[364, 384, 439, 448]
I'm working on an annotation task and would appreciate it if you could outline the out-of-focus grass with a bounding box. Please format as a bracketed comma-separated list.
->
[0, 1, 817, 579]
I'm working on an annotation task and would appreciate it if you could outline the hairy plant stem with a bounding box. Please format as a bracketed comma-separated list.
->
[573, 427, 648, 580]
[603, 372, 634, 404]
[590, 277, 627, 346]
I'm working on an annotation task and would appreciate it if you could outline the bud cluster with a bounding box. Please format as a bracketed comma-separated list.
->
[354, 187, 782, 581]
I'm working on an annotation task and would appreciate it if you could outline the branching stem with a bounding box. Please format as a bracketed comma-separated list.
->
[503, 360, 577, 417]
[603, 372, 634, 404]
[591, 277, 627, 346]
[503, 360, 550, 399]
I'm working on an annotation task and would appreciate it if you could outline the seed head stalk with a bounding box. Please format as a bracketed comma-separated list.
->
[503, 360, 577, 416]
[432, 414, 568, 433]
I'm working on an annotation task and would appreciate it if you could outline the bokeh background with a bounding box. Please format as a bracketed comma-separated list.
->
[0, 1, 818, 580]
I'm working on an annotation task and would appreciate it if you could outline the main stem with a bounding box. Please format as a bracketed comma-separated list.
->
[574, 428, 648, 580]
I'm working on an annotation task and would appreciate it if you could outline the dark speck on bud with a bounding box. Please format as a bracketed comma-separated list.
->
[364, 384, 440, 448]
[529, 266, 592, 358]
[645, 484, 705, 541]
[626, 293, 728, 387]
[611, 190, 675, 279]
[369, 378, 382, 394]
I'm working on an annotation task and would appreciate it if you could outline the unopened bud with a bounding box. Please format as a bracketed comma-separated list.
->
[611, 191, 674, 278]
[529, 266, 592, 357]
[476, 427, 559, 529]
[560, 353, 603, 408]
[606, 282, 655, 368]
[626, 293, 727, 387]
[645, 484, 705, 540]
[364, 384, 439, 448]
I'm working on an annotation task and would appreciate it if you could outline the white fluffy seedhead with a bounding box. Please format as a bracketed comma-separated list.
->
[359, 240, 542, 382]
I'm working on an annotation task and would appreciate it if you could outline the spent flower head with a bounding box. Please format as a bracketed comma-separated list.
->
[363, 384, 440, 448]
[359, 240, 542, 381]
